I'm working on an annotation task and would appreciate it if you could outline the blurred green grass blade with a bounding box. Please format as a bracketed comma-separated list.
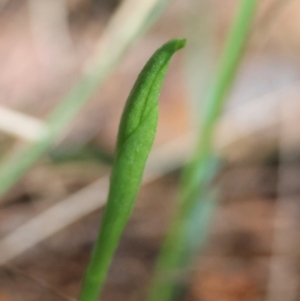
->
[166, 187, 219, 300]
[147, 157, 220, 301]
[147, 1, 258, 301]
[180, 186, 219, 266]
[79, 38, 186, 301]
[185, 0, 217, 118]
[0, 0, 175, 199]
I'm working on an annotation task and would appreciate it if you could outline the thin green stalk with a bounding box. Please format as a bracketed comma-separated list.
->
[147, 1, 258, 301]
[0, 0, 174, 199]
[79, 39, 186, 301]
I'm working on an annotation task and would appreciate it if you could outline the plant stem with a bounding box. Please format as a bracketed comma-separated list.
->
[147, 1, 258, 301]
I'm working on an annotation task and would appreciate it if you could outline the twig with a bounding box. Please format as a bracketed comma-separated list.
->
[0, 105, 45, 141]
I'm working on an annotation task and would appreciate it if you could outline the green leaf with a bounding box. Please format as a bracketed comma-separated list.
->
[79, 38, 186, 301]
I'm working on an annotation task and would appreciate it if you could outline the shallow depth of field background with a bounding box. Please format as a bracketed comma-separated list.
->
[0, 0, 300, 300]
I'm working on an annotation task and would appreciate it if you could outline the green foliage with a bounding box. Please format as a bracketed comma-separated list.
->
[147, 1, 258, 301]
[79, 38, 186, 301]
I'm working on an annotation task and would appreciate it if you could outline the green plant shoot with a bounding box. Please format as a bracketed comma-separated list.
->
[79, 38, 186, 301]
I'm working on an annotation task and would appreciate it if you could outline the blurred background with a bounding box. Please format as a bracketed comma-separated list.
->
[0, 0, 300, 300]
